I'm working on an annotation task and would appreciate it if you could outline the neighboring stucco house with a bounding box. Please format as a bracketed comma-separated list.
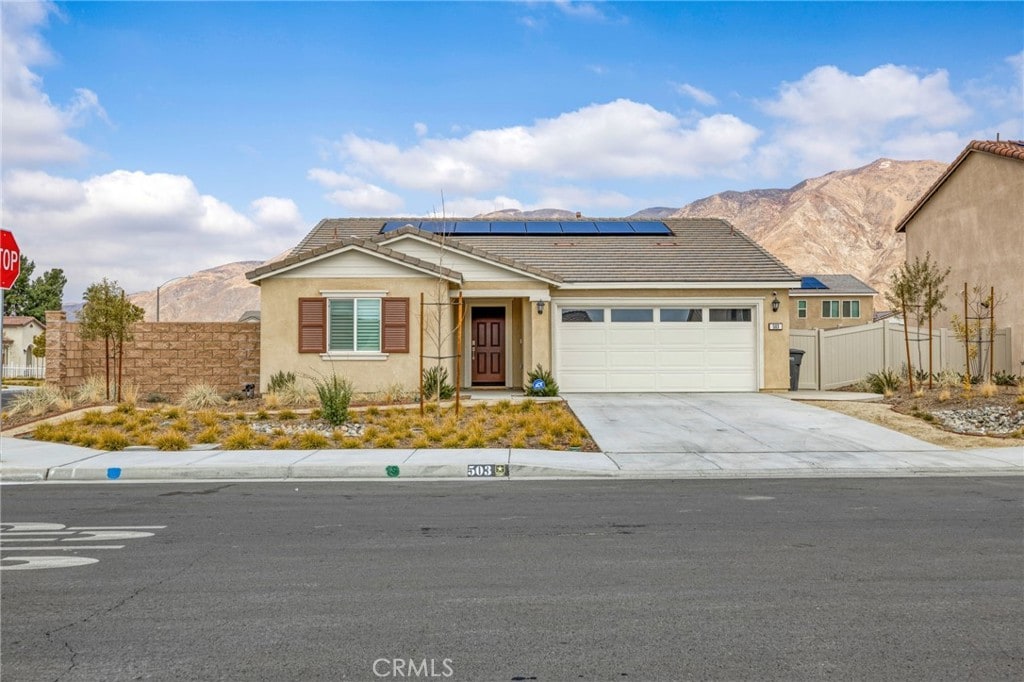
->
[789, 275, 877, 330]
[895, 140, 1024, 371]
[2, 316, 45, 377]
[246, 219, 799, 394]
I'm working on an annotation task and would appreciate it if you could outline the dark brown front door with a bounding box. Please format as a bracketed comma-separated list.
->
[472, 310, 505, 385]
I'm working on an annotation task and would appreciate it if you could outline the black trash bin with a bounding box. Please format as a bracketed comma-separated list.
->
[789, 349, 805, 391]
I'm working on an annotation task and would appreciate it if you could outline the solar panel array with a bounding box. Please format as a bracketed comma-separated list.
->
[380, 220, 672, 236]
[800, 276, 828, 290]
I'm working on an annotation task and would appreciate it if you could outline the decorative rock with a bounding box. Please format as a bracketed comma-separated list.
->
[249, 421, 365, 438]
[932, 407, 1024, 436]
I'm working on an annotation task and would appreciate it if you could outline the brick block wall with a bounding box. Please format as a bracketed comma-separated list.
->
[45, 311, 260, 399]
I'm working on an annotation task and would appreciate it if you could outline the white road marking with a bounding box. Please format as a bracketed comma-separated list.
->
[1, 557, 100, 570]
[0, 546, 125, 551]
[0, 521, 164, 570]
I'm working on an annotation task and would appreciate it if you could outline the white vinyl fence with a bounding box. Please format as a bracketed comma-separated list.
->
[2, 363, 46, 379]
[790, 320, 1013, 390]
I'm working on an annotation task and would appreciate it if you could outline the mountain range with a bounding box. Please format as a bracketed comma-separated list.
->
[114, 158, 946, 321]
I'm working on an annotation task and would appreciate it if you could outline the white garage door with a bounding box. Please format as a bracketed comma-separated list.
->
[556, 303, 758, 392]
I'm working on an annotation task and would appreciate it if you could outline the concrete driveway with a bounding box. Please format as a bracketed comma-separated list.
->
[563, 393, 944, 455]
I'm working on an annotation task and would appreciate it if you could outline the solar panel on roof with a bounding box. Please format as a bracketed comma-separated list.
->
[594, 221, 634, 234]
[629, 221, 672, 235]
[452, 221, 490, 234]
[419, 221, 455, 234]
[489, 221, 527, 234]
[526, 222, 562, 234]
[801, 276, 828, 290]
[561, 222, 597, 234]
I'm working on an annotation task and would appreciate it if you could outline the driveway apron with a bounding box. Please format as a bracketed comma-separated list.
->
[562, 393, 944, 454]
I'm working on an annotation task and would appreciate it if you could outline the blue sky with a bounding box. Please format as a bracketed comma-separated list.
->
[2, 1, 1022, 302]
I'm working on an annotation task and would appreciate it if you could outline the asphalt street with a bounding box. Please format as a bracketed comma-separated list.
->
[2, 478, 1022, 681]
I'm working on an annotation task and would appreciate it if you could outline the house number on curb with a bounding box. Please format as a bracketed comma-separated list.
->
[385, 466, 400, 477]
[467, 464, 508, 478]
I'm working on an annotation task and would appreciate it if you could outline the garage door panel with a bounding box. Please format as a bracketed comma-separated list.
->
[656, 348, 705, 364]
[557, 303, 758, 392]
[607, 350, 658, 368]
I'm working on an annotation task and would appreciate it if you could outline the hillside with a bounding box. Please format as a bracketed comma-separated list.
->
[669, 159, 946, 301]
[115, 158, 946, 321]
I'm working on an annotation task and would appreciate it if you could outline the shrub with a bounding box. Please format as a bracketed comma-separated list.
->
[271, 436, 293, 450]
[992, 371, 1019, 387]
[278, 409, 298, 421]
[422, 365, 455, 401]
[935, 369, 961, 389]
[524, 365, 559, 396]
[267, 371, 296, 393]
[181, 383, 226, 410]
[866, 368, 901, 395]
[153, 431, 190, 451]
[144, 392, 170, 404]
[979, 382, 998, 398]
[310, 373, 352, 426]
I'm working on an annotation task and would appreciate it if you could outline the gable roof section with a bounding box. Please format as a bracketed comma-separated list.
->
[3, 316, 44, 328]
[378, 226, 563, 284]
[789, 274, 877, 295]
[895, 140, 1024, 233]
[246, 237, 462, 284]
[288, 218, 796, 285]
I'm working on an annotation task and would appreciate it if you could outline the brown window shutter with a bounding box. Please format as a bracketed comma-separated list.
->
[381, 297, 409, 353]
[298, 298, 326, 353]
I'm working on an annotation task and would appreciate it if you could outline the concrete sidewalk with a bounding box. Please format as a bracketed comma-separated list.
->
[2, 435, 1020, 482]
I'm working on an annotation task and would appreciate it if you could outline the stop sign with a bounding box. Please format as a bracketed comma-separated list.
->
[1, 229, 21, 289]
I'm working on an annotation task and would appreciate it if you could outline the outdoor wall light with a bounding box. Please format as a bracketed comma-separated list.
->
[771, 291, 780, 312]
[536, 300, 546, 315]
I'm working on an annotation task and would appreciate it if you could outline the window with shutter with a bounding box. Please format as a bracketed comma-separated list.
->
[298, 298, 326, 353]
[381, 298, 410, 353]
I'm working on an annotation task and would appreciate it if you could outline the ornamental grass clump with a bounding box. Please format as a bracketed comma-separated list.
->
[153, 431, 190, 451]
[181, 383, 226, 410]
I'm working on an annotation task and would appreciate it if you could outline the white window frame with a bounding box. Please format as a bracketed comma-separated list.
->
[320, 290, 388, 361]
[842, 300, 860, 318]
[797, 300, 807, 318]
[822, 300, 840, 318]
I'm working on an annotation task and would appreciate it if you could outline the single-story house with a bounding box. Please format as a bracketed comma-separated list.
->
[895, 139, 1024, 371]
[788, 275, 877, 330]
[246, 219, 800, 393]
[2, 315, 46, 377]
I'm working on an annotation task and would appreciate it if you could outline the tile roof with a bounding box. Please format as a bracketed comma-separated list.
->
[789, 274, 877, 295]
[246, 236, 463, 283]
[279, 218, 797, 284]
[3, 316, 44, 327]
[896, 139, 1024, 232]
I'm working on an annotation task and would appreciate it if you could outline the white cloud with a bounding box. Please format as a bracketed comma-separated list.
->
[329, 99, 761, 194]
[532, 186, 634, 213]
[441, 195, 524, 218]
[554, 1, 607, 22]
[250, 196, 304, 230]
[308, 167, 405, 214]
[1, 1, 108, 166]
[1, 169, 302, 300]
[675, 83, 718, 106]
[413, 122, 428, 137]
[758, 64, 973, 175]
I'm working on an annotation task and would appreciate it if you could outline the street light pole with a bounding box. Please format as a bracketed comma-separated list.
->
[155, 276, 186, 322]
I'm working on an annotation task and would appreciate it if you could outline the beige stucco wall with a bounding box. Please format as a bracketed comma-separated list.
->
[551, 287, 791, 390]
[903, 152, 1024, 371]
[258, 276, 453, 395]
[789, 295, 874, 330]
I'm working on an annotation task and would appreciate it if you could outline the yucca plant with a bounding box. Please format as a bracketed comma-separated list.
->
[524, 365, 559, 396]
[866, 368, 901, 395]
[422, 365, 455, 401]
